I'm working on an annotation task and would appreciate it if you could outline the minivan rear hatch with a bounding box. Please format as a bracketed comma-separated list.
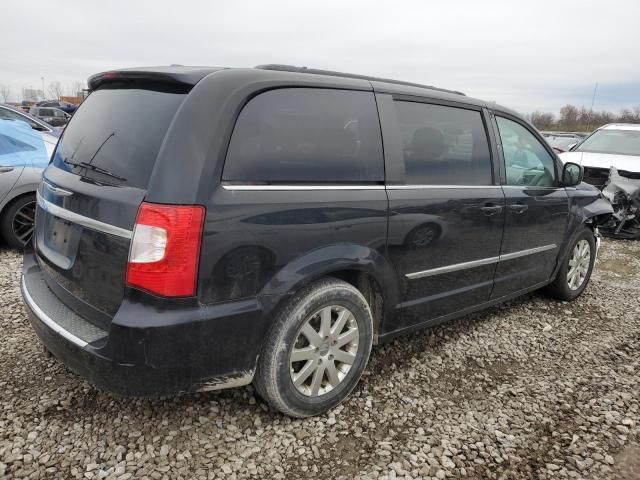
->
[35, 78, 190, 329]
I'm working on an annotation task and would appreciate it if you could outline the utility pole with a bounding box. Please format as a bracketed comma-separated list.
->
[41, 77, 45, 101]
[587, 82, 598, 132]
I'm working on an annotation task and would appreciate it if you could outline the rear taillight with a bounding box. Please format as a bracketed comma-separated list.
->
[126, 202, 205, 297]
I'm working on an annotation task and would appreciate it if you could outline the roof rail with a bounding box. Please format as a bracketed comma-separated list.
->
[254, 64, 465, 96]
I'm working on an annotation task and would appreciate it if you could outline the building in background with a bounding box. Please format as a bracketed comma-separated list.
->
[22, 88, 44, 103]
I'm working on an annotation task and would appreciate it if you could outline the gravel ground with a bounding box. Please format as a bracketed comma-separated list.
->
[1, 239, 639, 480]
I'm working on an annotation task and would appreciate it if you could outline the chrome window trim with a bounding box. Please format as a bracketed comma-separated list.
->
[36, 192, 133, 239]
[406, 244, 558, 279]
[221, 184, 502, 191]
[21, 275, 88, 348]
[222, 184, 385, 191]
[387, 185, 501, 190]
[500, 185, 558, 190]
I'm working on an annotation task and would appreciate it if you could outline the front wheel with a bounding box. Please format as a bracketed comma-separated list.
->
[544, 228, 596, 301]
[254, 278, 373, 418]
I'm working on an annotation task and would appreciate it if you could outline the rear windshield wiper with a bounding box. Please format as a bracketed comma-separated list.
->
[62, 158, 127, 182]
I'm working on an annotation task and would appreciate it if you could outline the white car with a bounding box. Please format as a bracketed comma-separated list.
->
[560, 123, 640, 238]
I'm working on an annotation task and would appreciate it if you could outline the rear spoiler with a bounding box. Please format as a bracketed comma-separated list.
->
[88, 66, 223, 91]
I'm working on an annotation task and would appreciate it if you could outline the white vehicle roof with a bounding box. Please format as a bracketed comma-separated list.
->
[599, 123, 640, 131]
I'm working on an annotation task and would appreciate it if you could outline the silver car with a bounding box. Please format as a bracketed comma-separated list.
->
[29, 106, 71, 127]
[0, 117, 58, 248]
[0, 103, 62, 137]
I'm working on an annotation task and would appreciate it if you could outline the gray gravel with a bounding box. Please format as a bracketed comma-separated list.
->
[1, 239, 639, 480]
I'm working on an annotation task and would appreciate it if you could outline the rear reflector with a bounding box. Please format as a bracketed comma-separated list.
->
[127, 202, 205, 297]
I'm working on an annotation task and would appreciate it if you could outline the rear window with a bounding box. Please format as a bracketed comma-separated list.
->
[52, 88, 186, 189]
[223, 88, 384, 183]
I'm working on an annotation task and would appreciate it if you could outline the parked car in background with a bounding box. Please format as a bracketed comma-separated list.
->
[22, 65, 612, 418]
[29, 106, 71, 127]
[541, 132, 587, 153]
[0, 119, 57, 248]
[560, 123, 640, 238]
[1, 104, 62, 137]
[36, 100, 78, 115]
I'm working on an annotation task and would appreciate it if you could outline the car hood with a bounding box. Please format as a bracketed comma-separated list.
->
[559, 151, 640, 173]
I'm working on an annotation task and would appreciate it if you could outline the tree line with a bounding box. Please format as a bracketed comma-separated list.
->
[0, 80, 86, 103]
[527, 104, 640, 132]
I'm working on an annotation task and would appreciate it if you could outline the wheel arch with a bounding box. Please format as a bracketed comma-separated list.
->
[257, 243, 399, 337]
[0, 178, 38, 214]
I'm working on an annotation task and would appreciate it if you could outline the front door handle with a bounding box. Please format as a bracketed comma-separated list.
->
[508, 204, 529, 214]
[0, 166, 14, 173]
[480, 205, 503, 216]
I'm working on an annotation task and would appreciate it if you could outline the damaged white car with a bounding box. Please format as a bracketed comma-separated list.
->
[560, 123, 640, 239]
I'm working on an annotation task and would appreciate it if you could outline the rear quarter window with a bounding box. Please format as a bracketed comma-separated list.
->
[223, 88, 384, 183]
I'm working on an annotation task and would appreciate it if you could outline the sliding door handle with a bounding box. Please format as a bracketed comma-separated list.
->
[480, 205, 503, 216]
[0, 166, 14, 173]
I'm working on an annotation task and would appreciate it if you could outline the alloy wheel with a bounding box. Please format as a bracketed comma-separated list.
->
[12, 200, 36, 246]
[567, 239, 591, 290]
[289, 305, 359, 397]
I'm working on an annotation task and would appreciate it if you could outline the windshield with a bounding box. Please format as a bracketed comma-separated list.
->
[546, 135, 579, 149]
[575, 129, 640, 156]
[52, 87, 186, 188]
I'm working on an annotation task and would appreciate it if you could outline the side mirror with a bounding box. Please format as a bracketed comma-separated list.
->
[562, 162, 583, 187]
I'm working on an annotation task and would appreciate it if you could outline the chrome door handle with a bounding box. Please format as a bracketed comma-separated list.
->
[0, 166, 14, 173]
[508, 204, 528, 214]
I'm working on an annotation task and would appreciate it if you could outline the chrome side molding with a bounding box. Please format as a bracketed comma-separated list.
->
[406, 244, 558, 280]
[499, 244, 557, 262]
[406, 256, 500, 279]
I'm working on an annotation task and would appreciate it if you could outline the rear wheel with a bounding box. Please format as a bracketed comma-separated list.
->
[544, 228, 596, 301]
[1, 194, 36, 249]
[254, 278, 373, 418]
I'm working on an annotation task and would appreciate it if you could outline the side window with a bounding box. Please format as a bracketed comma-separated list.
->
[223, 88, 384, 183]
[495, 116, 556, 187]
[393, 101, 493, 185]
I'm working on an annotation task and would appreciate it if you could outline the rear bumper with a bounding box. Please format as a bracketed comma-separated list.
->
[21, 251, 265, 396]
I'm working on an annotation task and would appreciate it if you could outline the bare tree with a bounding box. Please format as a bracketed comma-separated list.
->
[558, 104, 579, 130]
[0, 84, 10, 103]
[530, 111, 556, 130]
[529, 104, 640, 132]
[66, 80, 85, 97]
[47, 81, 63, 100]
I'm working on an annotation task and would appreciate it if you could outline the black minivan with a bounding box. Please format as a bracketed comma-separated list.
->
[21, 65, 612, 417]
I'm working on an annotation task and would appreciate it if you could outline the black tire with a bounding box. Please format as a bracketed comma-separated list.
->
[544, 227, 596, 301]
[254, 277, 373, 418]
[1, 194, 36, 249]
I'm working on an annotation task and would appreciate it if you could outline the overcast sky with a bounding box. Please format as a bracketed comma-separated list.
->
[2, 0, 639, 114]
